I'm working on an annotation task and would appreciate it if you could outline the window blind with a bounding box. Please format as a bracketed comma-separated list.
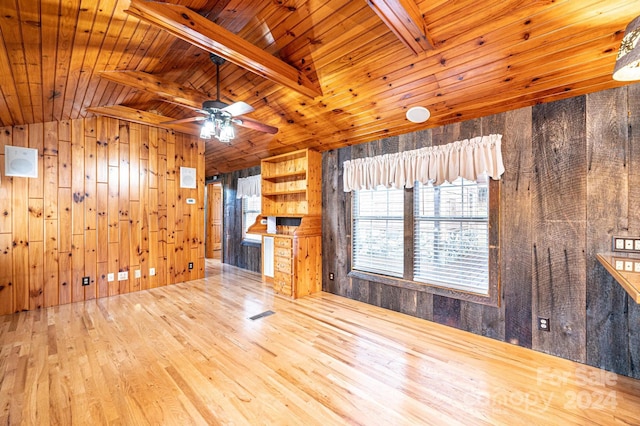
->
[413, 177, 489, 293]
[352, 187, 404, 277]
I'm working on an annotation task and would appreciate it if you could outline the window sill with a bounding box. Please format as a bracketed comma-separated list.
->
[347, 270, 499, 307]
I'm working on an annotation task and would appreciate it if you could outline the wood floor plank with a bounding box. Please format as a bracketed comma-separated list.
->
[0, 259, 638, 425]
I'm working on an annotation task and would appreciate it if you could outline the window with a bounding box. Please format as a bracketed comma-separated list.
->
[242, 196, 261, 242]
[352, 187, 404, 277]
[351, 175, 497, 304]
[414, 176, 489, 293]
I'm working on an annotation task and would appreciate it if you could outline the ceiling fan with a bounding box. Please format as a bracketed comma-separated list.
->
[164, 53, 278, 142]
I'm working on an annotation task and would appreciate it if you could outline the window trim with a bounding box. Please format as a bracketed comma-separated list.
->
[348, 179, 500, 307]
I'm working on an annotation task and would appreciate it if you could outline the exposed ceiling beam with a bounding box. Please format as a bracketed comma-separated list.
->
[99, 71, 209, 109]
[125, 0, 322, 99]
[367, 0, 434, 55]
[85, 105, 199, 135]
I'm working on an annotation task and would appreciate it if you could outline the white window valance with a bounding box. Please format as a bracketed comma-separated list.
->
[236, 174, 261, 198]
[343, 134, 504, 192]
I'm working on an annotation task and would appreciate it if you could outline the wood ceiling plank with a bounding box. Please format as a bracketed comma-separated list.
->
[235, 0, 307, 53]
[0, 0, 32, 123]
[58, 0, 89, 120]
[99, 71, 210, 109]
[279, 1, 373, 67]
[0, 89, 15, 127]
[41, 0, 61, 123]
[70, 0, 121, 120]
[125, 0, 322, 99]
[250, 0, 336, 54]
[211, 0, 272, 35]
[18, 0, 44, 124]
[78, 2, 130, 117]
[82, 21, 137, 109]
[0, 20, 23, 125]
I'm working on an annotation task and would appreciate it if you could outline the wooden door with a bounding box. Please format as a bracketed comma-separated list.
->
[205, 183, 222, 258]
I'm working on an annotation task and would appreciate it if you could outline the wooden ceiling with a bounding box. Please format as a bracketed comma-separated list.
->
[0, 0, 637, 175]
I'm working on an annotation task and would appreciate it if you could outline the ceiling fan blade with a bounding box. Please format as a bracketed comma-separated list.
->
[162, 116, 206, 125]
[222, 101, 254, 117]
[234, 117, 279, 134]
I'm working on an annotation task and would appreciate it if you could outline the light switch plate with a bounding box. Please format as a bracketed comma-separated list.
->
[118, 271, 128, 281]
[135, 270, 141, 278]
[107, 273, 115, 282]
[150, 268, 156, 276]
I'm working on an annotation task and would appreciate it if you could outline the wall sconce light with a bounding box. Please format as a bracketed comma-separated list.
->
[613, 15, 640, 81]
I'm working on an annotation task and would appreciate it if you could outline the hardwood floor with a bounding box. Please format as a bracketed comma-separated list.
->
[1, 259, 639, 425]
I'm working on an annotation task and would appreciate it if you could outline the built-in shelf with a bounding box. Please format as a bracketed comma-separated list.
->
[260, 148, 321, 217]
[596, 253, 640, 304]
[262, 170, 307, 180]
[248, 148, 322, 299]
[262, 189, 307, 196]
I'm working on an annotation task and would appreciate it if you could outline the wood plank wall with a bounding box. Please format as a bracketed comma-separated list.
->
[0, 118, 205, 315]
[221, 166, 261, 273]
[322, 84, 640, 379]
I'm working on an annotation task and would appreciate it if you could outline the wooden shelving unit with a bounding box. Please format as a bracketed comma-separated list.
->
[248, 148, 323, 298]
[260, 148, 322, 217]
[596, 253, 640, 303]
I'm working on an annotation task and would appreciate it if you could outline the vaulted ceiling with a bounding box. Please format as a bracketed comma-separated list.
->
[0, 0, 637, 175]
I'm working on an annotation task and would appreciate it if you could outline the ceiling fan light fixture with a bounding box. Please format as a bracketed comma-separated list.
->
[218, 116, 235, 142]
[199, 111, 235, 142]
[406, 106, 430, 123]
[200, 118, 214, 140]
[613, 15, 640, 81]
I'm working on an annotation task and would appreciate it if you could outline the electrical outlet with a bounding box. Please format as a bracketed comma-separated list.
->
[107, 273, 114, 282]
[188, 262, 194, 270]
[135, 270, 141, 278]
[329, 273, 334, 280]
[118, 271, 128, 281]
[150, 267, 156, 276]
[538, 317, 550, 332]
[82, 276, 90, 286]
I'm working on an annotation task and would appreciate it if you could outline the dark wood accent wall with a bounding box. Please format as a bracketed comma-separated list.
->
[221, 166, 261, 273]
[0, 118, 205, 315]
[322, 84, 640, 379]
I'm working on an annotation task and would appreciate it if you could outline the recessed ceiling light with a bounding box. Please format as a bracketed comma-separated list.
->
[406, 106, 430, 123]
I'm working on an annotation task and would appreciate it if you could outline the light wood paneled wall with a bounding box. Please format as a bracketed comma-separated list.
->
[0, 118, 205, 315]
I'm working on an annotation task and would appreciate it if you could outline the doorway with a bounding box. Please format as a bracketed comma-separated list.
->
[205, 183, 223, 259]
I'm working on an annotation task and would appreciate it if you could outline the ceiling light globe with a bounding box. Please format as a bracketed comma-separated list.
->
[406, 106, 430, 123]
